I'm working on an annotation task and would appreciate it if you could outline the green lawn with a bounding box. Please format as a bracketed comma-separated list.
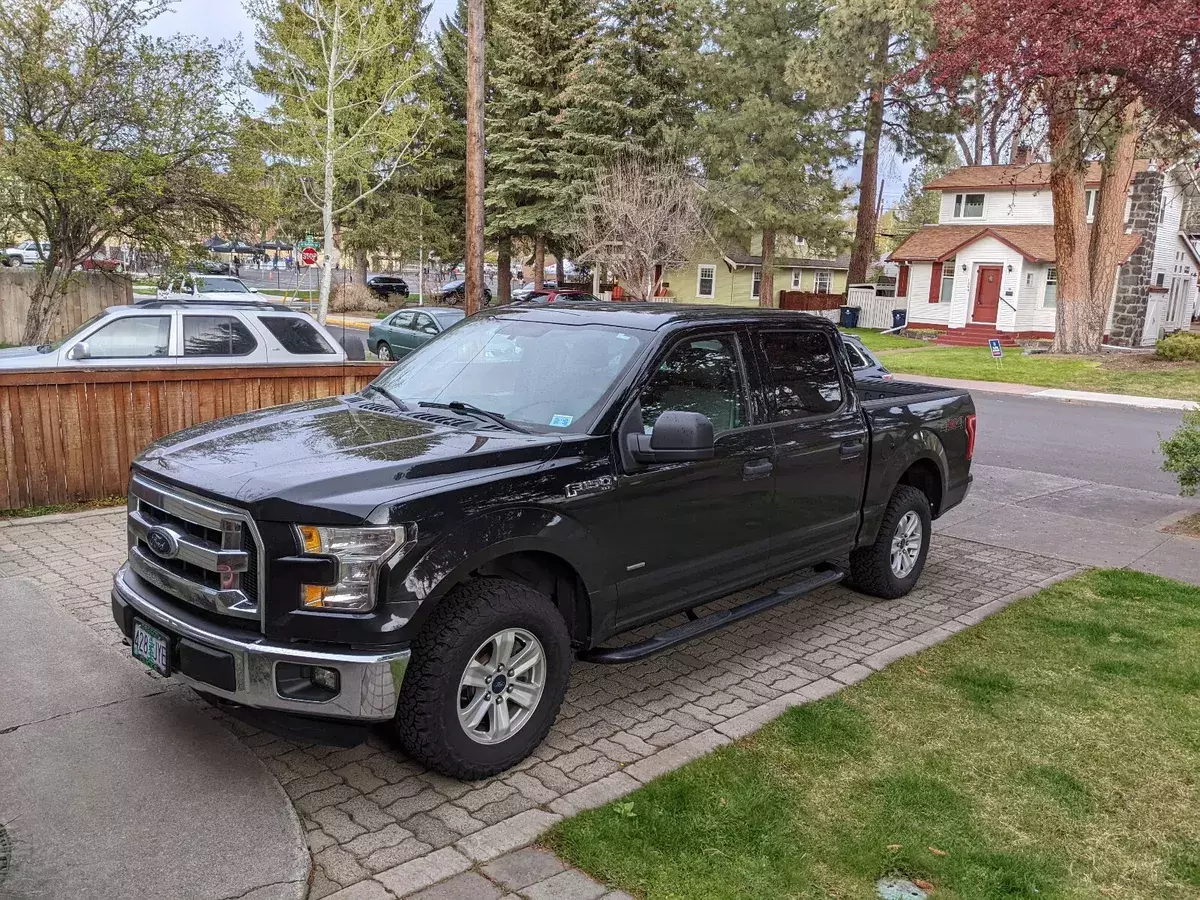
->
[548, 570, 1200, 900]
[881, 346, 1200, 401]
[840, 327, 928, 351]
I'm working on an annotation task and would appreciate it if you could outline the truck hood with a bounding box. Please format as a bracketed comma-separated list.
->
[134, 395, 563, 522]
[0, 346, 57, 369]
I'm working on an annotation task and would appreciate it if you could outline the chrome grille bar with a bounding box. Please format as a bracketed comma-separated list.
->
[127, 474, 265, 627]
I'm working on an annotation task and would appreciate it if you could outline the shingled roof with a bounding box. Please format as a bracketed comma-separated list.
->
[723, 247, 851, 269]
[889, 224, 1142, 265]
[924, 160, 1152, 191]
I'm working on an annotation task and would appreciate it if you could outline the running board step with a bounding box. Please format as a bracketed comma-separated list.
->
[580, 565, 845, 665]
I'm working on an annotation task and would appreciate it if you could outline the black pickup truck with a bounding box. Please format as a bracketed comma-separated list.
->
[111, 304, 975, 778]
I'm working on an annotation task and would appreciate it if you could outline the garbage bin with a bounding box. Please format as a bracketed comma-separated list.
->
[892, 309, 907, 329]
[839, 306, 861, 328]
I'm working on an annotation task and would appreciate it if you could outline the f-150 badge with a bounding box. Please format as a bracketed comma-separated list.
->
[565, 476, 615, 498]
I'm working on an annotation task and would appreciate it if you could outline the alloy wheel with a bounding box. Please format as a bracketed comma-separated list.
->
[457, 628, 546, 745]
[890, 510, 922, 578]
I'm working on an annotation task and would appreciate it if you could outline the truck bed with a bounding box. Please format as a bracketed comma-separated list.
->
[855, 378, 966, 409]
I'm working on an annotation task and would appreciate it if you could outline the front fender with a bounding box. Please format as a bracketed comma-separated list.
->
[384, 505, 609, 634]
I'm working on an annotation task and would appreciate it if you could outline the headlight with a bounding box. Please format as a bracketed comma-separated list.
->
[297, 525, 407, 612]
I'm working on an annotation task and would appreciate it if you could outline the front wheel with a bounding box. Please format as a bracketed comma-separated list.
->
[394, 578, 571, 779]
[849, 485, 931, 599]
[376, 341, 393, 361]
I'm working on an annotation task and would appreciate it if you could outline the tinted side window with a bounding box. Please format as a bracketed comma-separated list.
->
[390, 311, 415, 329]
[845, 343, 868, 369]
[413, 313, 438, 335]
[182, 316, 257, 356]
[640, 334, 747, 433]
[85, 316, 170, 358]
[759, 331, 843, 420]
[259, 316, 335, 354]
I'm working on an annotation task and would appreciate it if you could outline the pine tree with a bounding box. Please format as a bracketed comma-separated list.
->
[693, 0, 851, 307]
[562, 0, 695, 159]
[890, 148, 960, 244]
[487, 0, 596, 285]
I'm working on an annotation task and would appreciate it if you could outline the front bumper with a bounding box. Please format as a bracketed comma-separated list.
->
[112, 564, 409, 722]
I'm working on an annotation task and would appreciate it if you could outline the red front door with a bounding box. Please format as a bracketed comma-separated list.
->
[972, 266, 1002, 324]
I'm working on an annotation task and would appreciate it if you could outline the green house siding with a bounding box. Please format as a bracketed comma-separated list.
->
[662, 260, 848, 306]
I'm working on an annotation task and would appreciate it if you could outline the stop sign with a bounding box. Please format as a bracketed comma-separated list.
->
[300, 246, 319, 267]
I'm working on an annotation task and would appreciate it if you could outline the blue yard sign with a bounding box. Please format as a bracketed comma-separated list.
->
[988, 338, 1003, 359]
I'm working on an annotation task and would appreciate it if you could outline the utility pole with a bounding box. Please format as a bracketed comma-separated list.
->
[464, 0, 485, 315]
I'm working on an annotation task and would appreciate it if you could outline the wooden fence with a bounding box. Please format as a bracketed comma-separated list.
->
[0, 362, 387, 511]
[778, 290, 846, 311]
[0, 269, 133, 346]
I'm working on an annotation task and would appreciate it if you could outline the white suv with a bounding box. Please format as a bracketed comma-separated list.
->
[0, 299, 348, 370]
[5, 240, 50, 266]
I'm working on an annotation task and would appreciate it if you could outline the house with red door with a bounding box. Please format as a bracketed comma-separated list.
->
[888, 155, 1200, 346]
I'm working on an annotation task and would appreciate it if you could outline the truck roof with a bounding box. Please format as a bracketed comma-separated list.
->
[492, 300, 838, 331]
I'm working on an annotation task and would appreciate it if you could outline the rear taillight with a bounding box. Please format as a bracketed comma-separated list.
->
[965, 413, 977, 460]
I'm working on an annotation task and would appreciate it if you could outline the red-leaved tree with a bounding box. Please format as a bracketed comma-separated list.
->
[926, 0, 1200, 352]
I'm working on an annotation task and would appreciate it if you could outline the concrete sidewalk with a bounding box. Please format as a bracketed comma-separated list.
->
[937, 463, 1200, 585]
[892, 372, 1199, 411]
[0, 576, 310, 900]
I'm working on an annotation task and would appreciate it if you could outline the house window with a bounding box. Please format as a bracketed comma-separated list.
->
[697, 265, 715, 298]
[1156, 272, 1165, 287]
[953, 193, 985, 219]
[1044, 267, 1058, 308]
[940, 258, 955, 304]
[791, 270, 802, 289]
[751, 267, 762, 299]
[1085, 189, 1097, 221]
[814, 271, 832, 294]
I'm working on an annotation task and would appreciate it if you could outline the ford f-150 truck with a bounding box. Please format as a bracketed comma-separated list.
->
[111, 304, 975, 778]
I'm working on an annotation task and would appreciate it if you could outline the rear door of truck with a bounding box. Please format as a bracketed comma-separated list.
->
[750, 325, 870, 570]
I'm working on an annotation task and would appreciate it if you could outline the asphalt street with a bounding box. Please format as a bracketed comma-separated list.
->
[970, 391, 1187, 495]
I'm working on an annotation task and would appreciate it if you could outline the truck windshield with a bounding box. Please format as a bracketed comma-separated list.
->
[372, 315, 648, 432]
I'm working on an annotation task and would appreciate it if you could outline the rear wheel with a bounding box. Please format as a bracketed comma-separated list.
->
[394, 577, 571, 779]
[376, 341, 393, 361]
[849, 485, 931, 599]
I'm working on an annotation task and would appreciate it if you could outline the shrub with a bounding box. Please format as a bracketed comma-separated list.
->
[329, 281, 387, 313]
[1161, 409, 1200, 496]
[1155, 331, 1200, 362]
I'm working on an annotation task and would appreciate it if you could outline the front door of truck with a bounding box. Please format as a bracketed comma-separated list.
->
[752, 328, 869, 570]
[612, 329, 775, 629]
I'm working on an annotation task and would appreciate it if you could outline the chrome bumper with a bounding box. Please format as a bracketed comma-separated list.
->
[112, 564, 409, 722]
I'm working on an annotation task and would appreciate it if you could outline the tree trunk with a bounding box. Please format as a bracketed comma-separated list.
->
[355, 249, 368, 285]
[533, 235, 545, 289]
[316, 11, 341, 326]
[848, 24, 889, 286]
[1046, 83, 1092, 353]
[1087, 99, 1142, 346]
[973, 76, 984, 166]
[759, 228, 775, 308]
[20, 261, 68, 345]
[497, 234, 511, 303]
[464, 0, 486, 315]
[555, 253, 564, 285]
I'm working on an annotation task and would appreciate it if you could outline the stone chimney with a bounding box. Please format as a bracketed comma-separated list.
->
[1108, 169, 1164, 347]
[1010, 143, 1031, 166]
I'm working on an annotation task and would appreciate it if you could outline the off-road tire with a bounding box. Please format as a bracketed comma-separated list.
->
[394, 577, 571, 779]
[848, 485, 931, 599]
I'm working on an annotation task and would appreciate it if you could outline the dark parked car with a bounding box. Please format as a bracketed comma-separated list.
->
[841, 333, 893, 382]
[439, 279, 492, 306]
[368, 307, 465, 360]
[366, 274, 410, 299]
[112, 303, 975, 779]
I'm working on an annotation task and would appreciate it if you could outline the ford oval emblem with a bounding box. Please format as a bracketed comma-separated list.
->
[145, 525, 180, 560]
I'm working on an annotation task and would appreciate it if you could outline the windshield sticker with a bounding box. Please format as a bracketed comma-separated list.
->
[549, 414, 574, 427]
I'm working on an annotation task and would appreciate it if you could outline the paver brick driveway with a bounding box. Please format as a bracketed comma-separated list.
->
[1, 509, 1078, 898]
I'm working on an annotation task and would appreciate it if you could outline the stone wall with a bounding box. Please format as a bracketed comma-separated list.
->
[1108, 170, 1163, 346]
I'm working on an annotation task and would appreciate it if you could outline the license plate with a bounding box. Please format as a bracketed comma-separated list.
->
[132, 619, 172, 676]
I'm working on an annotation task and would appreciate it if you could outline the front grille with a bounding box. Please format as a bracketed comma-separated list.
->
[127, 474, 265, 630]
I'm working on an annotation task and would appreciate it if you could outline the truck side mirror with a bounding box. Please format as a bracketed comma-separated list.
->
[67, 341, 90, 360]
[627, 410, 715, 464]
